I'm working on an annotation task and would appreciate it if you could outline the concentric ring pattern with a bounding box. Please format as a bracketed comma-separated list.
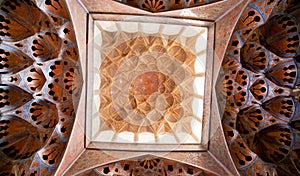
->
[0, 0, 82, 175]
[218, 0, 300, 175]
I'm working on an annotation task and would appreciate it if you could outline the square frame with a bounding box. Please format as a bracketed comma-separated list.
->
[85, 14, 215, 152]
[57, 0, 248, 175]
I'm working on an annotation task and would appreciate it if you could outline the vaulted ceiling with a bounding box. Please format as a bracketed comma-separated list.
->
[0, 0, 299, 176]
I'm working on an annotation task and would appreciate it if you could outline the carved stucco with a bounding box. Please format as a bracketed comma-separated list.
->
[0, 0, 299, 175]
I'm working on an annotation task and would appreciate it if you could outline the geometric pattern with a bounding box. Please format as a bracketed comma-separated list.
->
[4, 0, 299, 175]
[88, 20, 207, 145]
[218, 0, 300, 175]
[61, 0, 246, 175]
[115, 0, 222, 12]
[76, 155, 217, 175]
[0, 0, 82, 175]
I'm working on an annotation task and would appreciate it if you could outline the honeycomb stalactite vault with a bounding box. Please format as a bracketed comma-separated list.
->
[89, 20, 208, 145]
[0, 0, 82, 175]
[1, 0, 300, 175]
[217, 0, 300, 175]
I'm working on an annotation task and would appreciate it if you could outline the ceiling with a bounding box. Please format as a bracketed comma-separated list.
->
[0, 0, 299, 175]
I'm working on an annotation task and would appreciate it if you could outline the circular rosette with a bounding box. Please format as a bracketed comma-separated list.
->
[98, 35, 201, 137]
[101, 53, 186, 134]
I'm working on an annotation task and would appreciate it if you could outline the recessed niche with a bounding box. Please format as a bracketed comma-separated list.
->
[86, 17, 212, 151]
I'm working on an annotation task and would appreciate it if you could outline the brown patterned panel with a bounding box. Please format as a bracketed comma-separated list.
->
[214, 0, 248, 64]
[77, 156, 217, 176]
[0, 0, 82, 175]
[115, 0, 223, 12]
[79, 0, 242, 22]
[218, 0, 300, 175]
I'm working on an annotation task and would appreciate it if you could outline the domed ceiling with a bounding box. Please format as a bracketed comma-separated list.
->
[0, 0, 299, 175]
[88, 20, 209, 148]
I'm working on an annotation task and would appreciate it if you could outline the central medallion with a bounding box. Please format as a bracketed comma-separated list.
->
[129, 71, 180, 117]
[128, 70, 182, 128]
